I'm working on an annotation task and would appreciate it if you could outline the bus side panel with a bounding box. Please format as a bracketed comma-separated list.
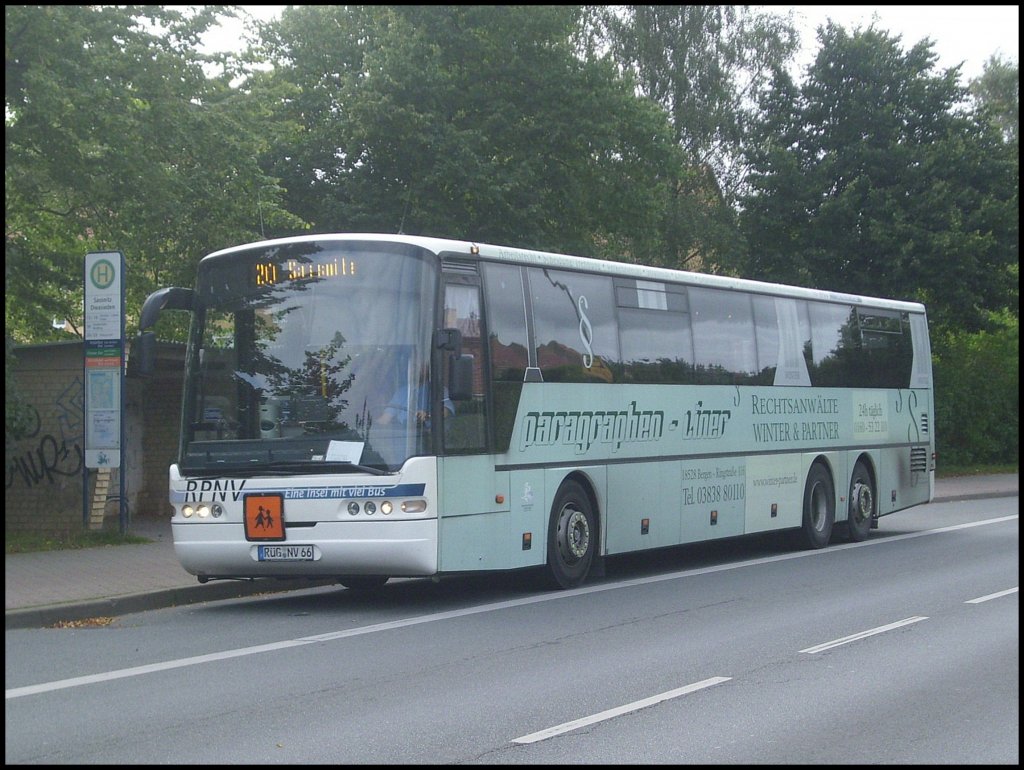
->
[678, 457, 745, 544]
[871, 387, 932, 516]
[744, 454, 804, 534]
[437, 454, 521, 572]
[877, 445, 931, 515]
[438, 510, 520, 572]
[509, 468, 549, 567]
[926, 387, 937, 502]
[605, 460, 682, 554]
[438, 455, 510, 517]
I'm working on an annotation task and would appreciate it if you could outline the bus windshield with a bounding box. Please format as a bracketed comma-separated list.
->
[179, 240, 437, 474]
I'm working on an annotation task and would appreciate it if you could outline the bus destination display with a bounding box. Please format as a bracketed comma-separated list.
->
[255, 256, 358, 286]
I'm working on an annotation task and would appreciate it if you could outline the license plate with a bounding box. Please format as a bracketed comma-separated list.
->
[257, 544, 314, 561]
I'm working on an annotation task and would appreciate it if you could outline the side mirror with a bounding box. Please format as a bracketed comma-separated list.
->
[139, 286, 193, 331]
[449, 355, 474, 401]
[129, 331, 157, 377]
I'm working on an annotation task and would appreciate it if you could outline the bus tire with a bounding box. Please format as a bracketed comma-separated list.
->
[338, 576, 389, 590]
[846, 460, 875, 542]
[546, 480, 597, 589]
[801, 463, 835, 549]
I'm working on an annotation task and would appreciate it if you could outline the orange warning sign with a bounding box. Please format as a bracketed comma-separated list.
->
[244, 494, 285, 541]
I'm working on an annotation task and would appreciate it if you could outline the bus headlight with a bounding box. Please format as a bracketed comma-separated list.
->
[182, 504, 221, 519]
[380, 501, 393, 515]
[402, 500, 427, 513]
[347, 501, 360, 516]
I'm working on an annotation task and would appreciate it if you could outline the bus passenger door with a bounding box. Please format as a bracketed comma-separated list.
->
[438, 272, 518, 572]
[441, 274, 487, 453]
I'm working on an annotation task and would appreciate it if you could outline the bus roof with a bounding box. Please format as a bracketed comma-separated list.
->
[205, 233, 927, 314]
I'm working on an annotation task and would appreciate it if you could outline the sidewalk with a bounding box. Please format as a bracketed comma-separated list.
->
[5, 473, 1018, 630]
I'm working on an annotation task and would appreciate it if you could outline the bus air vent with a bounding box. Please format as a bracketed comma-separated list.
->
[910, 447, 928, 472]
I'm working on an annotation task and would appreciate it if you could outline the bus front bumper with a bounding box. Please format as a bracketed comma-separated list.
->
[171, 518, 438, 580]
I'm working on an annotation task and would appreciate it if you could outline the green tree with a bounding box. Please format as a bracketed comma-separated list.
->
[5, 5, 303, 343]
[730, 63, 811, 287]
[739, 23, 1018, 331]
[970, 54, 1019, 145]
[596, 5, 799, 271]
[932, 310, 1019, 467]
[256, 5, 678, 260]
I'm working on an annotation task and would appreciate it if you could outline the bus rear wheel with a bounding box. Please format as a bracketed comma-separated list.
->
[846, 460, 875, 542]
[546, 480, 597, 589]
[801, 463, 835, 549]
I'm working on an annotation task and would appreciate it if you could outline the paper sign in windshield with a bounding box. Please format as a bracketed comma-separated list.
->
[325, 441, 364, 464]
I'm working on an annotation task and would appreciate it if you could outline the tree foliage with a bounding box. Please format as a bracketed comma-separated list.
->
[932, 310, 1019, 466]
[596, 5, 799, 271]
[4, 6, 1018, 469]
[739, 23, 1018, 331]
[5, 5, 302, 342]
[256, 5, 677, 261]
[970, 54, 1019, 145]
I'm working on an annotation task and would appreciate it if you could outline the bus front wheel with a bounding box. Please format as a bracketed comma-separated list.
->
[801, 463, 835, 549]
[846, 460, 875, 542]
[546, 480, 597, 589]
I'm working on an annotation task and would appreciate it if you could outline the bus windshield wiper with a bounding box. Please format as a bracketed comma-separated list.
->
[182, 460, 388, 477]
[257, 460, 388, 476]
[324, 461, 387, 476]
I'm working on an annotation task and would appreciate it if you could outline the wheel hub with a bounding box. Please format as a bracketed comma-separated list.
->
[851, 482, 873, 522]
[560, 507, 590, 561]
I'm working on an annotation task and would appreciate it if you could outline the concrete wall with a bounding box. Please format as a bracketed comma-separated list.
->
[5, 341, 184, 534]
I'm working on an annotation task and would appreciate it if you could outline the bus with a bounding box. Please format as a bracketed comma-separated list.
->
[134, 233, 935, 590]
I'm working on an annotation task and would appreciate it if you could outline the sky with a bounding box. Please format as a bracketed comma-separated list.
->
[782, 4, 1019, 80]
[199, 5, 1019, 83]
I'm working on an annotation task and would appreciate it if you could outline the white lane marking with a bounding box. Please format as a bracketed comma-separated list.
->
[5, 639, 315, 699]
[6, 514, 1017, 700]
[799, 616, 928, 654]
[965, 587, 1018, 604]
[511, 677, 731, 745]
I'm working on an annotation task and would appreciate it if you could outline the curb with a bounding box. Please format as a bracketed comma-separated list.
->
[932, 491, 1018, 504]
[5, 577, 337, 631]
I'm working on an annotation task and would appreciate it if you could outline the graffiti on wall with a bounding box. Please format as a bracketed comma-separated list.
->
[5, 378, 85, 489]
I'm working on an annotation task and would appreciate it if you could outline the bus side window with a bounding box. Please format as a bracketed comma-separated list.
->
[751, 295, 779, 385]
[807, 302, 856, 387]
[616, 278, 694, 383]
[482, 264, 529, 452]
[689, 287, 758, 384]
[443, 278, 487, 453]
[856, 309, 913, 388]
[528, 268, 619, 383]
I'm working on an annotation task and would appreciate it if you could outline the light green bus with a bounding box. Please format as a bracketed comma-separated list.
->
[135, 233, 935, 589]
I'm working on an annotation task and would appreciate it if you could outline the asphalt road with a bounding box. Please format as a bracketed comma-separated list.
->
[5, 494, 1018, 764]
